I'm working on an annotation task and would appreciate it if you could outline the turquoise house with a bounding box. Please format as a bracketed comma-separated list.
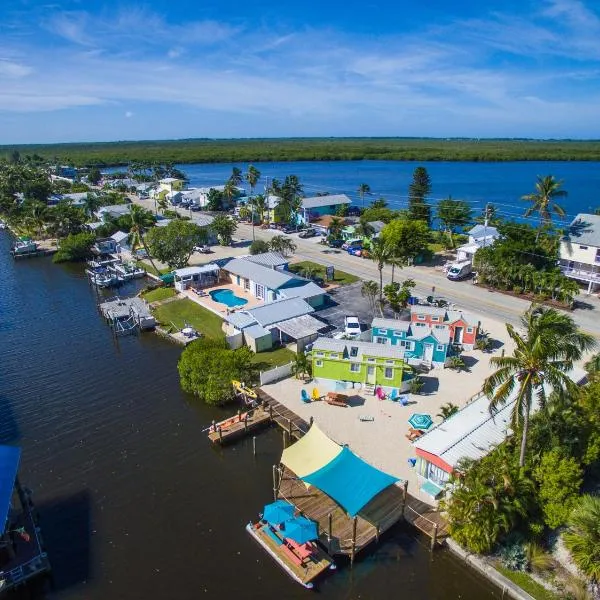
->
[371, 318, 452, 367]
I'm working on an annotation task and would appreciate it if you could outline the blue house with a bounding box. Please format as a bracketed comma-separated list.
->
[297, 194, 351, 225]
[371, 318, 453, 367]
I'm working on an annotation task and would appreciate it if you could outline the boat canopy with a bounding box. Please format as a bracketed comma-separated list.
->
[281, 424, 342, 478]
[0, 446, 20, 534]
[302, 446, 399, 517]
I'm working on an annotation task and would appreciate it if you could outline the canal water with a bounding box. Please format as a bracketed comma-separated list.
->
[0, 231, 500, 599]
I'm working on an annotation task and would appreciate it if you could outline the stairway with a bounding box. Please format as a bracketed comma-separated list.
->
[363, 383, 376, 396]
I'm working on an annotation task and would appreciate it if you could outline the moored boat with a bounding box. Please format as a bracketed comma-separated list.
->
[11, 237, 38, 255]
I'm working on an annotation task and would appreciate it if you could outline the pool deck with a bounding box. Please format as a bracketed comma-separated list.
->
[183, 282, 264, 318]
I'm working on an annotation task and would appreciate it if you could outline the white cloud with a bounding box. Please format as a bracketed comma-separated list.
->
[125, 111, 133, 118]
[0, 59, 33, 78]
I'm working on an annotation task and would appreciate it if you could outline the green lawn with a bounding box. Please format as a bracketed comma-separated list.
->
[140, 260, 171, 276]
[289, 261, 359, 285]
[496, 565, 561, 600]
[251, 347, 296, 370]
[427, 242, 447, 254]
[142, 287, 176, 303]
[153, 298, 224, 338]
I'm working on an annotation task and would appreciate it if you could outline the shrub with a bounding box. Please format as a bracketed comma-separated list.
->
[563, 495, 600, 582]
[53, 232, 96, 263]
[249, 239, 270, 255]
[408, 376, 424, 394]
[500, 541, 528, 571]
[512, 286, 524, 295]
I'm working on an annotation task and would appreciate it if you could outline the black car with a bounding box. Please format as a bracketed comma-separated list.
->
[328, 239, 343, 248]
[282, 225, 297, 234]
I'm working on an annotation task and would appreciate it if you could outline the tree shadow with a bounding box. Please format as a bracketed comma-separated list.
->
[418, 376, 439, 395]
[461, 355, 479, 370]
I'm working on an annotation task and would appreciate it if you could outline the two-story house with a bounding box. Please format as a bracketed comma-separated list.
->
[371, 318, 452, 367]
[410, 306, 479, 350]
[311, 337, 413, 392]
[559, 213, 600, 293]
[456, 224, 500, 263]
[297, 194, 352, 225]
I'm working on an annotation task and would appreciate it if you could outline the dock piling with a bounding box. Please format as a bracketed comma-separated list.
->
[327, 513, 333, 553]
[272, 465, 278, 501]
[350, 517, 358, 568]
[431, 523, 438, 551]
[401, 480, 408, 518]
[252, 436, 256, 456]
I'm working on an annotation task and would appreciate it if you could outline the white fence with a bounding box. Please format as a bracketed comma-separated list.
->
[260, 361, 294, 385]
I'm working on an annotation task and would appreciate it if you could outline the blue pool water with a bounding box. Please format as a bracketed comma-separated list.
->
[209, 288, 248, 307]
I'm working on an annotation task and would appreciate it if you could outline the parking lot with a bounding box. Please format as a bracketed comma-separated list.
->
[317, 281, 396, 333]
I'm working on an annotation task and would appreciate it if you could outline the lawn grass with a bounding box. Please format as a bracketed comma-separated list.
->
[142, 287, 177, 303]
[495, 565, 561, 600]
[140, 260, 171, 276]
[251, 346, 296, 370]
[427, 242, 447, 254]
[289, 260, 359, 285]
[153, 298, 224, 338]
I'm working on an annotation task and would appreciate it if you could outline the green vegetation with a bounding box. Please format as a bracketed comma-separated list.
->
[145, 219, 208, 269]
[269, 234, 296, 256]
[495, 565, 561, 600]
[251, 347, 296, 370]
[153, 298, 224, 339]
[249, 239, 270, 255]
[140, 261, 171, 276]
[288, 261, 359, 285]
[178, 338, 256, 405]
[408, 166, 432, 225]
[141, 287, 176, 303]
[53, 232, 96, 263]
[3, 138, 600, 167]
[211, 214, 237, 245]
[563, 495, 600, 582]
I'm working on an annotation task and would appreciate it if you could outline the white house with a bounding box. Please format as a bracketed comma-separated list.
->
[95, 204, 131, 221]
[110, 230, 130, 253]
[559, 213, 600, 293]
[456, 224, 500, 263]
[173, 264, 220, 292]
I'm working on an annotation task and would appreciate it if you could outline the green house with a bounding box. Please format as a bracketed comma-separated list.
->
[311, 337, 413, 392]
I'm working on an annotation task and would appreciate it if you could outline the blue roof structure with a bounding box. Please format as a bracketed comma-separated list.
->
[0, 446, 20, 534]
[302, 447, 399, 517]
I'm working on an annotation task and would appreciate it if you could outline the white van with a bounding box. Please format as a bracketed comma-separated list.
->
[446, 261, 473, 281]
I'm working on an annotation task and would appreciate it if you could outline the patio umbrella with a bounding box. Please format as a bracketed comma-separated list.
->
[283, 516, 318, 545]
[408, 413, 433, 430]
[262, 500, 294, 526]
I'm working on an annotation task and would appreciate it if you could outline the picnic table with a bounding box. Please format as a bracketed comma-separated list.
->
[326, 392, 348, 407]
[405, 427, 425, 442]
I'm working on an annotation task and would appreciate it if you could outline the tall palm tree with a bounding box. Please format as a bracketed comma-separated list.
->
[245, 165, 261, 195]
[250, 194, 267, 223]
[483, 305, 596, 467]
[358, 183, 371, 209]
[369, 238, 392, 306]
[229, 167, 243, 187]
[328, 217, 344, 239]
[156, 197, 169, 215]
[128, 204, 159, 274]
[522, 176, 567, 238]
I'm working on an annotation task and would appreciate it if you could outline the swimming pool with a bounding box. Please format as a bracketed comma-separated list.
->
[209, 288, 248, 307]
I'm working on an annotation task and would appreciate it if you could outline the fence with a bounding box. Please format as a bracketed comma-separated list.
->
[225, 332, 244, 350]
[260, 361, 294, 385]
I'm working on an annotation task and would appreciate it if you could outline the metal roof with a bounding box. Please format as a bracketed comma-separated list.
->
[445, 310, 477, 326]
[563, 213, 600, 248]
[173, 264, 219, 277]
[372, 318, 411, 331]
[468, 224, 499, 240]
[301, 194, 351, 210]
[247, 297, 314, 327]
[244, 252, 289, 268]
[227, 311, 257, 330]
[279, 282, 328, 301]
[312, 337, 406, 360]
[111, 230, 129, 243]
[276, 314, 327, 339]
[224, 258, 296, 290]
[243, 324, 271, 339]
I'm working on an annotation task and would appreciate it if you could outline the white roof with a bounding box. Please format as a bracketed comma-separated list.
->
[173, 264, 219, 277]
[110, 231, 129, 243]
[280, 282, 327, 301]
[301, 194, 351, 210]
[159, 177, 183, 184]
[372, 318, 411, 331]
[468, 224, 499, 240]
[415, 367, 588, 469]
[276, 314, 327, 338]
[244, 252, 289, 268]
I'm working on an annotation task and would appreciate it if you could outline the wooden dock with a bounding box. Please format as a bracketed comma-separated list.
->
[404, 496, 449, 544]
[257, 390, 309, 441]
[207, 407, 272, 445]
[11, 248, 56, 259]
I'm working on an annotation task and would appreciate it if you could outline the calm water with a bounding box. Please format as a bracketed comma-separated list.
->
[0, 230, 500, 599]
[172, 160, 600, 226]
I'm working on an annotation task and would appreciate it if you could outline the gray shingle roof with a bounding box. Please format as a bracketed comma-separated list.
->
[244, 252, 289, 268]
[301, 194, 351, 210]
[563, 213, 600, 248]
[224, 258, 295, 290]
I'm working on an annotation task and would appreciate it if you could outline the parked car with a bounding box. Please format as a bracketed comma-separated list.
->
[342, 238, 362, 251]
[446, 261, 473, 281]
[269, 223, 278, 229]
[327, 239, 344, 248]
[344, 316, 361, 338]
[194, 245, 212, 254]
[348, 247, 363, 256]
[282, 225, 298, 234]
[190, 204, 202, 211]
[298, 228, 316, 239]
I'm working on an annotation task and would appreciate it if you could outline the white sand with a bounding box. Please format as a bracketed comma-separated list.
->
[262, 312, 515, 505]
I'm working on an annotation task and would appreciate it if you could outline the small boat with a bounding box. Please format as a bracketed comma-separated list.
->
[86, 266, 121, 288]
[11, 237, 38, 255]
[232, 380, 257, 401]
[113, 261, 146, 280]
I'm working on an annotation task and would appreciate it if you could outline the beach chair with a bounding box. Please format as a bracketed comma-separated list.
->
[311, 388, 322, 401]
[398, 394, 409, 406]
[389, 389, 398, 402]
[301, 389, 311, 404]
[376, 386, 386, 400]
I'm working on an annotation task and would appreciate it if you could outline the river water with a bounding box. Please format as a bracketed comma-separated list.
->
[0, 231, 500, 599]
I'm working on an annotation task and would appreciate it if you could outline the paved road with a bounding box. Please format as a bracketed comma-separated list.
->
[129, 197, 600, 337]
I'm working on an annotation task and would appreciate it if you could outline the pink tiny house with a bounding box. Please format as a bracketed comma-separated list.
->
[409, 306, 479, 350]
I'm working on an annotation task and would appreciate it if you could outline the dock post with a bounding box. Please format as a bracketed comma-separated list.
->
[272, 465, 278, 501]
[350, 516, 358, 568]
[244, 415, 248, 434]
[327, 513, 333, 553]
[269, 404, 273, 422]
[401, 480, 408, 518]
[431, 523, 438, 551]
[218, 427, 223, 444]
[288, 418, 292, 439]
[252, 436, 256, 456]
[310, 416, 314, 427]
[211, 420, 216, 434]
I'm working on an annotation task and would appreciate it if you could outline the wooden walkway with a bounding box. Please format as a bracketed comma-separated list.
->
[257, 390, 310, 440]
[404, 496, 449, 543]
[207, 407, 272, 445]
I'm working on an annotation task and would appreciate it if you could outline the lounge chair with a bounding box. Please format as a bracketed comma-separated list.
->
[311, 388, 322, 401]
[398, 394, 409, 406]
[389, 389, 398, 402]
[301, 389, 311, 404]
[376, 386, 386, 400]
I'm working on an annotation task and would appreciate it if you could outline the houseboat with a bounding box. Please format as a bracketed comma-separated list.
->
[86, 266, 122, 288]
[112, 261, 146, 280]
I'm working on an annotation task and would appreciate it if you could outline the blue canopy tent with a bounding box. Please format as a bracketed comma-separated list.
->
[284, 516, 318, 545]
[0, 446, 21, 534]
[263, 499, 294, 526]
[301, 447, 399, 517]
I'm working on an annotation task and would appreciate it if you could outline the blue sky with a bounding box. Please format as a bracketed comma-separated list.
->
[1, 0, 600, 143]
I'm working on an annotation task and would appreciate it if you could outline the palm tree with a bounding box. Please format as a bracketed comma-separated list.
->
[358, 183, 371, 208]
[437, 402, 459, 421]
[483, 305, 596, 467]
[291, 352, 311, 381]
[369, 238, 392, 305]
[157, 197, 169, 215]
[229, 167, 243, 187]
[223, 180, 237, 209]
[328, 216, 344, 240]
[563, 495, 600, 582]
[522, 176, 567, 239]
[128, 204, 159, 274]
[245, 165, 261, 195]
[22, 201, 48, 238]
[361, 280, 380, 316]
[83, 193, 101, 218]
